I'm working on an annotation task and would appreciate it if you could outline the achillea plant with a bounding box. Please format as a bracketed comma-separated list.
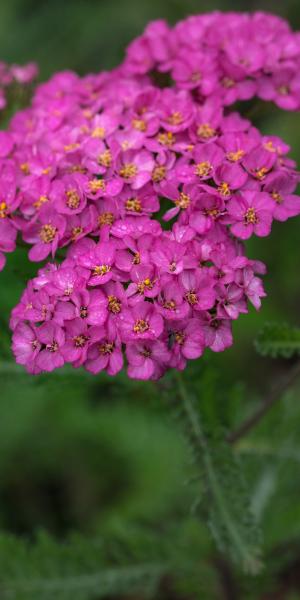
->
[0, 11, 299, 380]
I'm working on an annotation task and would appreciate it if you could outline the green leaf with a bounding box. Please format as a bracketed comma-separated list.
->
[173, 373, 263, 575]
[255, 323, 300, 359]
[0, 532, 165, 600]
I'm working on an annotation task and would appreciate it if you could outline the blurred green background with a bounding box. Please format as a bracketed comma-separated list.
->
[0, 1, 300, 598]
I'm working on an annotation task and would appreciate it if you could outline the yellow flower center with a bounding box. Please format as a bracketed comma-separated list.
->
[152, 165, 166, 182]
[197, 123, 216, 139]
[163, 300, 177, 310]
[271, 191, 283, 204]
[263, 141, 277, 153]
[157, 132, 176, 146]
[73, 334, 89, 348]
[195, 161, 212, 177]
[245, 207, 259, 224]
[222, 77, 235, 89]
[125, 197, 142, 212]
[68, 165, 86, 174]
[278, 85, 289, 96]
[98, 212, 115, 227]
[226, 149, 245, 162]
[33, 195, 49, 210]
[20, 162, 30, 175]
[253, 167, 268, 180]
[92, 127, 105, 138]
[175, 192, 190, 209]
[185, 291, 198, 305]
[205, 207, 220, 219]
[0, 201, 8, 218]
[137, 278, 153, 294]
[98, 150, 112, 168]
[88, 179, 106, 193]
[99, 342, 114, 355]
[93, 265, 111, 276]
[64, 143, 80, 152]
[39, 224, 57, 243]
[167, 111, 183, 126]
[132, 118, 147, 132]
[108, 295, 121, 314]
[71, 226, 83, 240]
[175, 331, 185, 345]
[119, 163, 138, 179]
[66, 189, 80, 209]
[133, 319, 150, 333]
[218, 182, 231, 197]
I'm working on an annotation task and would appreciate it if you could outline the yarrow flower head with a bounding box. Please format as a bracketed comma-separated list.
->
[1, 11, 300, 379]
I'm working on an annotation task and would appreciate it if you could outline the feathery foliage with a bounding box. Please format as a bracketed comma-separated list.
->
[255, 322, 300, 359]
[166, 373, 263, 574]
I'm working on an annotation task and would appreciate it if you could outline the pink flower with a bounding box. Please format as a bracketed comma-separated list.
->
[119, 302, 163, 340]
[216, 283, 248, 319]
[179, 270, 216, 312]
[213, 162, 248, 198]
[202, 315, 233, 352]
[176, 142, 224, 184]
[0, 219, 17, 271]
[150, 238, 189, 275]
[51, 174, 87, 215]
[155, 276, 189, 320]
[168, 318, 205, 368]
[116, 149, 155, 190]
[237, 266, 266, 310]
[258, 67, 300, 111]
[71, 289, 107, 325]
[126, 264, 160, 303]
[126, 339, 170, 380]
[263, 172, 300, 222]
[12, 322, 41, 372]
[62, 318, 90, 366]
[85, 323, 123, 375]
[23, 207, 66, 262]
[35, 322, 65, 372]
[227, 191, 274, 239]
[78, 241, 116, 285]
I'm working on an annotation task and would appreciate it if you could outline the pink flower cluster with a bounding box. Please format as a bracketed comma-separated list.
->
[11, 232, 266, 378]
[3, 12, 300, 379]
[123, 11, 300, 110]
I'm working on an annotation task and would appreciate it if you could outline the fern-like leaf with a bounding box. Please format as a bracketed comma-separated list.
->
[255, 323, 300, 359]
[0, 532, 165, 600]
[172, 373, 263, 575]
